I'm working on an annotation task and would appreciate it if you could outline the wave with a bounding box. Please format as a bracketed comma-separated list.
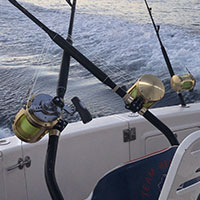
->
[0, 128, 13, 139]
[1, 0, 200, 139]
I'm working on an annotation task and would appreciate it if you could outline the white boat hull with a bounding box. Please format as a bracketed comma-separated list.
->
[0, 103, 200, 200]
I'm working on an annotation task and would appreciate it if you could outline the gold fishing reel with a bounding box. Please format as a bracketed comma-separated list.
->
[124, 74, 165, 114]
[12, 94, 62, 143]
[170, 74, 196, 93]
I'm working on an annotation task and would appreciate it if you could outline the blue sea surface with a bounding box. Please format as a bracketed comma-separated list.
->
[0, 0, 200, 138]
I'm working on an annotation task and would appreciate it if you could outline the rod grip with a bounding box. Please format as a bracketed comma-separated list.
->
[143, 110, 179, 146]
[45, 135, 64, 200]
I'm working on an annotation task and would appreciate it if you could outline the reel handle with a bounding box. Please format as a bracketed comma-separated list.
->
[71, 97, 92, 124]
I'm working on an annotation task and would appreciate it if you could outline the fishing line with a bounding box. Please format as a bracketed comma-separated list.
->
[65, 6, 144, 86]
[143, 0, 187, 106]
[24, 1, 71, 101]
[26, 40, 50, 101]
[70, 33, 140, 86]
[75, 44, 129, 83]
[16, 0, 143, 96]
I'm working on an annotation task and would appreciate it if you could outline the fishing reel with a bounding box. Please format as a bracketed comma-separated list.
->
[124, 74, 165, 114]
[171, 73, 196, 93]
[12, 94, 92, 143]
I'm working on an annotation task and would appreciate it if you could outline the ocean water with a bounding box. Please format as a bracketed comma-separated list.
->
[0, 0, 200, 138]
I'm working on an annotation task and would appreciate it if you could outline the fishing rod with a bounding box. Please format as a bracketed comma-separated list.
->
[57, 0, 76, 98]
[12, 1, 91, 199]
[45, 1, 77, 200]
[143, 0, 196, 107]
[9, 0, 179, 145]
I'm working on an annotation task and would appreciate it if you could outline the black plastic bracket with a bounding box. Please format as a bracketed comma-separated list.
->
[53, 119, 68, 132]
[125, 97, 144, 113]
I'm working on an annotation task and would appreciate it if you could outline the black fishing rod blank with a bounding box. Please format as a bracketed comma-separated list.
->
[57, 0, 76, 98]
[144, 0, 186, 107]
[45, 1, 77, 199]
